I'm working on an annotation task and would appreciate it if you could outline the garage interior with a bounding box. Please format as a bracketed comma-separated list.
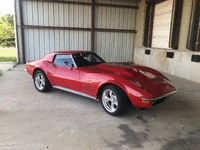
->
[15, 0, 200, 84]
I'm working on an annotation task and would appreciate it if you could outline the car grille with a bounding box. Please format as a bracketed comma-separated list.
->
[151, 96, 169, 107]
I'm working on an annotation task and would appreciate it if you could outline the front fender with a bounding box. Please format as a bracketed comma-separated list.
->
[95, 75, 152, 108]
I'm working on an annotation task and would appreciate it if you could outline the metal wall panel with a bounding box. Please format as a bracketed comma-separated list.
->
[96, 0, 137, 6]
[16, 28, 23, 62]
[63, 0, 91, 2]
[95, 32, 135, 62]
[94, 0, 137, 62]
[95, 1, 136, 29]
[23, 29, 91, 61]
[17, 0, 137, 62]
[15, 0, 23, 62]
[22, 1, 91, 28]
[20, 0, 92, 61]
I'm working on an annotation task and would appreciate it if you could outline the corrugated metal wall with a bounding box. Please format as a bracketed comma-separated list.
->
[95, 0, 136, 62]
[94, 32, 135, 62]
[15, 0, 137, 62]
[15, 0, 23, 62]
[21, 0, 91, 61]
[22, 0, 91, 27]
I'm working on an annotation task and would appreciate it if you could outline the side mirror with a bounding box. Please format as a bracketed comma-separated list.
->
[46, 60, 52, 64]
[51, 63, 56, 66]
[46, 60, 56, 67]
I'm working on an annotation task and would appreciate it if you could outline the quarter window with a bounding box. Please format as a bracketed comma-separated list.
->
[53, 54, 75, 67]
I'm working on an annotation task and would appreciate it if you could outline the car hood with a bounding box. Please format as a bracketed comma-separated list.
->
[82, 63, 176, 97]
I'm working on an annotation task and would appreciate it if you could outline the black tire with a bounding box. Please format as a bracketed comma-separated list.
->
[33, 70, 52, 92]
[100, 85, 129, 116]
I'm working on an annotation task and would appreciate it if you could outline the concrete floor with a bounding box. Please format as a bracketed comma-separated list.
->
[0, 64, 200, 150]
[0, 62, 14, 74]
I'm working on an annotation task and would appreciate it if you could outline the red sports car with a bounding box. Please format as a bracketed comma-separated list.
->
[25, 51, 177, 116]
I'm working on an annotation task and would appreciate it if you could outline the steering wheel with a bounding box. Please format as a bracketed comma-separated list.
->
[91, 59, 97, 63]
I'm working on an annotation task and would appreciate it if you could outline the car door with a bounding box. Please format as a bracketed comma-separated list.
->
[51, 54, 80, 91]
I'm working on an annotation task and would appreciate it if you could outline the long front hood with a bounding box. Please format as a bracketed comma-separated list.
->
[84, 63, 176, 97]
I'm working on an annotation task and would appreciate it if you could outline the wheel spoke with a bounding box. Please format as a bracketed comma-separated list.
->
[104, 95, 109, 100]
[40, 78, 45, 83]
[37, 76, 40, 80]
[41, 83, 45, 87]
[35, 73, 46, 90]
[102, 89, 118, 113]
[36, 78, 39, 82]
[111, 102, 114, 109]
[110, 91, 113, 98]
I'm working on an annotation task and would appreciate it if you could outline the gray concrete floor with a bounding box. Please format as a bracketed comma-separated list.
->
[0, 64, 200, 150]
[0, 62, 14, 74]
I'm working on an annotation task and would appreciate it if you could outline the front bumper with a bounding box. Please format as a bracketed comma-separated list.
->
[142, 90, 177, 107]
[150, 96, 170, 107]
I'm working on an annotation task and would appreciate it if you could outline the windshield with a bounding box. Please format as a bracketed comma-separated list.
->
[72, 53, 106, 67]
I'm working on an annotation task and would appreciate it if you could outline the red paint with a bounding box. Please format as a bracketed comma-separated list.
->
[26, 51, 177, 109]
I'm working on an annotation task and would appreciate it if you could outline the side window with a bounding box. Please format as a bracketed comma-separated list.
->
[53, 54, 75, 67]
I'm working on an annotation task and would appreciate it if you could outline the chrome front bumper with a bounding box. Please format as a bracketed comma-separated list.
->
[151, 96, 170, 107]
[142, 91, 177, 101]
[142, 90, 177, 107]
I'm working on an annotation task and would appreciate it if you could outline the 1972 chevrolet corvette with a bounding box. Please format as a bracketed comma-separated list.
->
[25, 51, 177, 116]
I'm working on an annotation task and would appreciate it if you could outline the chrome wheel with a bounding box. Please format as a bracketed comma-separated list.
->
[102, 89, 118, 113]
[35, 72, 45, 90]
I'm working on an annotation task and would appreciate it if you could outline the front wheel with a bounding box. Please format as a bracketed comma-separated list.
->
[34, 70, 52, 92]
[100, 85, 129, 116]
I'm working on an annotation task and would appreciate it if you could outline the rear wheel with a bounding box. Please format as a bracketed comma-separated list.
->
[100, 85, 129, 116]
[34, 70, 52, 92]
